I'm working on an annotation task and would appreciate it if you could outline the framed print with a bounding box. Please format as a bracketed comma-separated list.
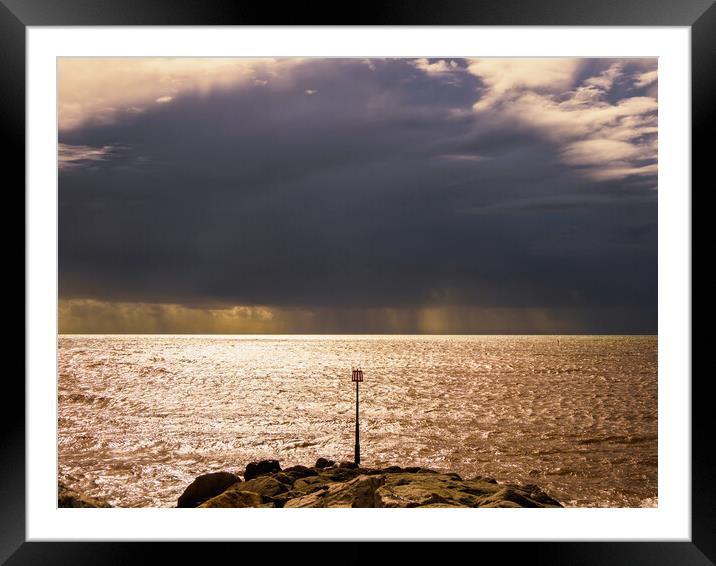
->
[8, 0, 709, 563]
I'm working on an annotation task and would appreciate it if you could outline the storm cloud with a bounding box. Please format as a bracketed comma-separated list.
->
[58, 58, 657, 333]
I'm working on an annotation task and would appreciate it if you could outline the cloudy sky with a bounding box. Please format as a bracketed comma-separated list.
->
[58, 57, 657, 334]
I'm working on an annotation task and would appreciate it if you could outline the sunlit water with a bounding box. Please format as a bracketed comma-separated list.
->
[58, 335, 657, 508]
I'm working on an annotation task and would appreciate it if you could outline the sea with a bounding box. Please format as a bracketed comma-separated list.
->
[58, 334, 658, 508]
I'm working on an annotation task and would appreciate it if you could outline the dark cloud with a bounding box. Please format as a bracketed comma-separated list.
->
[59, 58, 657, 333]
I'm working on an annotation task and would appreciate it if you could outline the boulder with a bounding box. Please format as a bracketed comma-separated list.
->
[356, 467, 382, 475]
[200, 489, 264, 508]
[273, 472, 295, 485]
[375, 473, 469, 508]
[481, 500, 523, 508]
[318, 466, 361, 483]
[177, 472, 239, 508]
[282, 465, 318, 482]
[519, 484, 563, 507]
[284, 475, 385, 508]
[58, 482, 112, 508]
[314, 457, 335, 469]
[470, 475, 498, 484]
[373, 472, 563, 508]
[270, 490, 305, 507]
[240, 475, 290, 498]
[284, 465, 316, 475]
[338, 461, 358, 469]
[481, 487, 560, 508]
[293, 475, 335, 495]
[199, 476, 288, 507]
[244, 459, 281, 481]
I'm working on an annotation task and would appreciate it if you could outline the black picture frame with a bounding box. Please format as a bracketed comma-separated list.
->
[6, 0, 707, 563]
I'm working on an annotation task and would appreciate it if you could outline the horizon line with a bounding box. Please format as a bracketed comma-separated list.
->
[58, 332, 658, 337]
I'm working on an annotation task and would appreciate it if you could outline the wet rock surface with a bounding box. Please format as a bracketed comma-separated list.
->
[180, 460, 563, 508]
[314, 457, 335, 469]
[243, 459, 281, 481]
[177, 471, 240, 508]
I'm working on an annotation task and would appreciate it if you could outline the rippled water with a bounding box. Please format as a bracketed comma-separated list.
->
[58, 335, 657, 508]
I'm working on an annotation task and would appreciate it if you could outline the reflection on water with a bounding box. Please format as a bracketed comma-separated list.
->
[58, 335, 657, 508]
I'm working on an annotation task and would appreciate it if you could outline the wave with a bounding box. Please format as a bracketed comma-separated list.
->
[577, 434, 657, 446]
[59, 392, 111, 408]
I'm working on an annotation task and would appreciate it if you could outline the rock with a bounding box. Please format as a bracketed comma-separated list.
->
[182, 460, 562, 509]
[318, 466, 361, 483]
[481, 487, 561, 508]
[282, 465, 318, 481]
[284, 465, 316, 475]
[58, 482, 112, 508]
[338, 461, 358, 469]
[177, 472, 239, 508]
[199, 476, 288, 507]
[356, 467, 383, 475]
[470, 475, 498, 484]
[244, 459, 281, 481]
[273, 472, 295, 485]
[374, 473, 562, 508]
[519, 484, 563, 507]
[314, 457, 335, 469]
[481, 500, 522, 508]
[376, 473, 463, 508]
[284, 475, 385, 508]
[200, 489, 264, 508]
[482, 487, 534, 508]
[293, 475, 335, 495]
[270, 490, 305, 507]
[240, 476, 290, 498]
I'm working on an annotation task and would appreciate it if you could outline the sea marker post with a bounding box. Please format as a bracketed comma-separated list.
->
[351, 367, 364, 465]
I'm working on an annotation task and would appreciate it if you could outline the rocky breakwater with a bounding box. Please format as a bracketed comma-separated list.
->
[177, 459, 563, 508]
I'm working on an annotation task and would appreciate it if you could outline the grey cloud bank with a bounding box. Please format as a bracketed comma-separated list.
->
[58, 58, 657, 333]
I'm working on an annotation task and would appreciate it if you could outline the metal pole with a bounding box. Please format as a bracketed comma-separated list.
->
[354, 379, 360, 466]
